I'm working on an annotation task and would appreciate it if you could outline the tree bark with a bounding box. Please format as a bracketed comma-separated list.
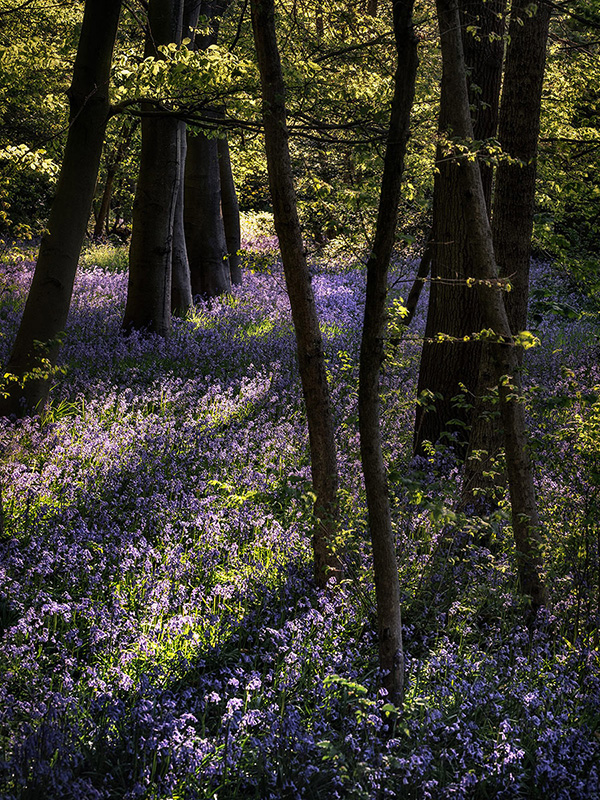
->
[250, 0, 341, 587]
[123, 0, 184, 336]
[413, 0, 505, 459]
[184, 132, 231, 298]
[218, 136, 242, 286]
[359, 0, 418, 706]
[93, 118, 138, 240]
[435, 0, 547, 608]
[461, 0, 551, 510]
[171, 121, 194, 314]
[0, 0, 122, 417]
[183, 0, 238, 299]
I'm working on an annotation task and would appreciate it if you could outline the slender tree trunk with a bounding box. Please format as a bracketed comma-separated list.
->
[435, 0, 547, 608]
[250, 0, 341, 587]
[359, 0, 418, 706]
[93, 118, 138, 240]
[0, 0, 122, 417]
[123, 0, 184, 336]
[218, 136, 242, 286]
[461, 0, 551, 509]
[414, 0, 505, 459]
[171, 122, 193, 314]
[93, 169, 116, 240]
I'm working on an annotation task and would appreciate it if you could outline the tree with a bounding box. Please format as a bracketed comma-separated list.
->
[461, 0, 551, 511]
[413, 0, 506, 459]
[359, 0, 419, 705]
[122, 0, 184, 336]
[0, 0, 122, 417]
[184, 0, 238, 298]
[434, 0, 547, 608]
[250, 0, 341, 586]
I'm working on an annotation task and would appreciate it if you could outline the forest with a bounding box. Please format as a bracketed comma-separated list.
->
[0, 0, 599, 797]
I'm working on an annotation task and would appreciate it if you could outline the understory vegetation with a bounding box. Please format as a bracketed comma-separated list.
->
[1, 227, 599, 799]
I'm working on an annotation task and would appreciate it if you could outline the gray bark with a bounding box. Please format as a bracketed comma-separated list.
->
[218, 136, 242, 286]
[0, 0, 122, 417]
[250, 0, 341, 586]
[359, 0, 418, 706]
[123, 0, 184, 336]
[171, 122, 193, 314]
[435, 0, 547, 608]
[184, 132, 231, 298]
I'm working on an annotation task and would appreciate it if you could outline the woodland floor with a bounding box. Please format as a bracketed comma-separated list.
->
[0, 228, 599, 799]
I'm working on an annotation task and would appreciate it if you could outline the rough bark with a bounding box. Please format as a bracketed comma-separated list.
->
[218, 136, 242, 286]
[462, 0, 551, 510]
[250, 0, 341, 587]
[123, 0, 184, 336]
[359, 0, 418, 706]
[435, 0, 547, 608]
[493, 0, 551, 335]
[414, 0, 505, 459]
[0, 0, 122, 417]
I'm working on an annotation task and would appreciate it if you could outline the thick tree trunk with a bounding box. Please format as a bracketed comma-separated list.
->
[359, 0, 418, 706]
[171, 122, 193, 314]
[0, 0, 122, 417]
[413, 0, 505, 459]
[435, 0, 547, 608]
[218, 136, 242, 286]
[184, 132, 231, 298]
[250, 0, 341, 587]
[462, 0, 551, 509]
[123, 0, 184, 336]
[493, 0, 551, 335]
[182, 0, 238, 299]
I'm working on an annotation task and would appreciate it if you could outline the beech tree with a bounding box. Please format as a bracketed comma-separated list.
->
[462, 0, 552, 508]
[122, 0, 184, 336]
[434, 0, 547, 608]
[0, 0, 122, 417]
[250, 0, 341, 586]
[359, 0, 418, 705]
[184, 0, 238, 298]
[413, 0, 505, 459]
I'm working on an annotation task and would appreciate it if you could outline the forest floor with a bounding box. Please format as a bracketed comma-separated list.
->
[1, 226, 599, 799]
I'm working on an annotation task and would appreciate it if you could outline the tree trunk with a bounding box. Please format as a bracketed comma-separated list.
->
[184, 132, 231, 298]
[435, 0, 547, 609]
[93, 118, 138, 240]
[493, 0, 551, 335]
[123, 0, 184, 336]
[0, 0, 122, 418]
[93, 168, 116, 240]
[413, 0, 505, 459]
[250, 0, 341, 587]
[171, 121, 193, 314]
[182, 0, 238, 299]
[461, 0, 551, 510]
[359, 0, 418, 706]
[218, 136, 242, 286]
